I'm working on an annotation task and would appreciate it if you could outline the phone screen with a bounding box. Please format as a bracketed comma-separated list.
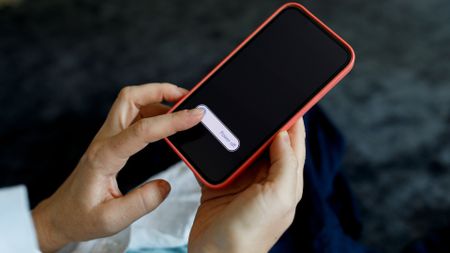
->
[168, 7, 351, 184]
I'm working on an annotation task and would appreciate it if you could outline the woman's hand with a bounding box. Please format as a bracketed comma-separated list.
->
[189, 119, 306, 253]
[32, 83, 204, 252]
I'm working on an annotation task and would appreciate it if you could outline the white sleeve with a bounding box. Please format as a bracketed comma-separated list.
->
[0, 185, 41, 253]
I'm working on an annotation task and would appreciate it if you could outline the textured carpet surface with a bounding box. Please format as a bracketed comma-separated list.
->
[0, 1, 449, 252]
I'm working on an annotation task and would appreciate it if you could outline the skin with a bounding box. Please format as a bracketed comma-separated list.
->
[189, 119, 305, 253]
[31, 82, 305, 253]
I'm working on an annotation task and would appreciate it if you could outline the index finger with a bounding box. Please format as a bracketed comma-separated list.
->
[93, 108, 204, 174]
[98, 83, 189, 138]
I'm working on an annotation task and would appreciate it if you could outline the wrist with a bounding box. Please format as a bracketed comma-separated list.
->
[32, 200, 68, 253]
[190, 230, 267, 253]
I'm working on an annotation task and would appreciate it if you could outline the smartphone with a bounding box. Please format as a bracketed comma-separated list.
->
[165, 2, 355, 188]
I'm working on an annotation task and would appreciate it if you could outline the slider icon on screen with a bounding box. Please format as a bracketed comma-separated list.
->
[196, 104, 240, 152]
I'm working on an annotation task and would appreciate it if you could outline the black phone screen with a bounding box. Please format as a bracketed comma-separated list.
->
[167, 6, 351, 184]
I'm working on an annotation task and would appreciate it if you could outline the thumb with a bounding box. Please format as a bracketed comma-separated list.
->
[265, 131, 298, 194]
[100, 179, 171, 232]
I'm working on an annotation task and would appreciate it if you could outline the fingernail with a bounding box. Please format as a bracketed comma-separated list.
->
[190, 108, 205, 117]
[280, 131, 290, 144]
[157, 180, 171, 197]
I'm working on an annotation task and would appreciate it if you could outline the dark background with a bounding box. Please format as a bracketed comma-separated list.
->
[0, 0, 449, 252]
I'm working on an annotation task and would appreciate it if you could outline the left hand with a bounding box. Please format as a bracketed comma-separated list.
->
[32, 83, 204, 252]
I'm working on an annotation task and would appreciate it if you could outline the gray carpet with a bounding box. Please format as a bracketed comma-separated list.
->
[0, 1, 449, 252]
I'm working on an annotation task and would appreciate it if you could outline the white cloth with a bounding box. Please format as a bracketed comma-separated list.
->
[65, 161, 201, 253]
[0, 185, 40, 253]
[128, 161, 201, 249]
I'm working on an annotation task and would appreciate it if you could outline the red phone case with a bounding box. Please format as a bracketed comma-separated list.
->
[164, 2, 355, 189]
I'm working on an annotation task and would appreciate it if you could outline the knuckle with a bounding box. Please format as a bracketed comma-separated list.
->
[118, 86, 134, 101]
[173, 110, 191, 129]
[84, 143, 104, 168]
[165, 115, 179, 135]
[151, 83, 178, 102]
[284, 155, 298, 171]
[159, 83, 179, 98]
[95, 210, 117, 235]
[272, 188, 296, 213]
[133, 120, 148, 138]
[282, 209, 296, 227]
[160, 82, 176, 90]
[276, 192, 296, 217]
[263, 185, 296, 226]
[279, 196, 296, 213]
[297, 188, 304, 202]
[153, 84, 167, 101]
[137, 189, 155, 213]
[173, 109, 188, 118]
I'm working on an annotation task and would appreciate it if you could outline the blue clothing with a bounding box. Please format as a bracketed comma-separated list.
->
[270, 106, 374, 253]
[127, 247, 187, 253]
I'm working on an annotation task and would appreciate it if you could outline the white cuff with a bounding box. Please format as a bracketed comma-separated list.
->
[0, 185, 40, 253]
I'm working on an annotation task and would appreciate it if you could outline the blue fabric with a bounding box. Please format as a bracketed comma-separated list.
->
[126, 246, 187, 253]
[270, 106, 374, 253]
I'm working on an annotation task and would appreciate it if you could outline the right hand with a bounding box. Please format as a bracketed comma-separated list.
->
[189, 119, 306, 253]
